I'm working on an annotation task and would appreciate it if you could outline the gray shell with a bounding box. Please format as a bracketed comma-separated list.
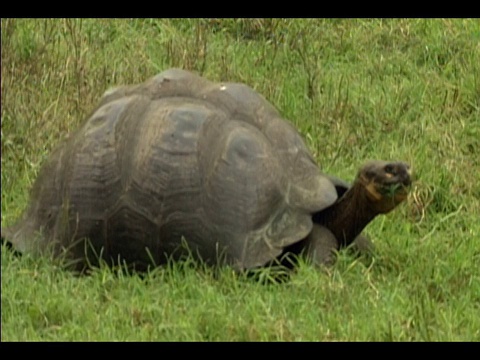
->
[4, 69, 345, 270]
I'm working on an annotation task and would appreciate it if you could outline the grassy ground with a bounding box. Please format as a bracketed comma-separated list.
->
[1, 18, 479, 341]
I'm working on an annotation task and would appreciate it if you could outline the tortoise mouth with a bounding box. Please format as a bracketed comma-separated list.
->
[378, 174, 412, 196]
[364, 180, 410, 203]
[375, 182, 411, 202]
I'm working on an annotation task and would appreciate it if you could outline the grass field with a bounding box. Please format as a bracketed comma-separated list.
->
[1, 18, 479, 341]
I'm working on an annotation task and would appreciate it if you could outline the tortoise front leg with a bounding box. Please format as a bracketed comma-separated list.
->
[347, 234, 375, 256]
[302, 224, 339, 267]
[302, 226, 375, 267]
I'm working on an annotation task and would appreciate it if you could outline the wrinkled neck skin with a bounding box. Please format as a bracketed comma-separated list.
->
[313, 181, 379, 248]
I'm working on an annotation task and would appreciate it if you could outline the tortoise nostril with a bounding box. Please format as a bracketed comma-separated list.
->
[400, 165, 412, 185]
[401, 163, 410, 171]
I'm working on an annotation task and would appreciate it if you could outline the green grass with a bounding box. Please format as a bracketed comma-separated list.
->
[1, 18, 479, 341]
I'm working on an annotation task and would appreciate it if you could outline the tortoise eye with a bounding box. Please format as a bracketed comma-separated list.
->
[384, 164, 396, 175]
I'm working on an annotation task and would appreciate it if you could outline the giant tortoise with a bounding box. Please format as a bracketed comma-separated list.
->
[1, 69, 412, 271]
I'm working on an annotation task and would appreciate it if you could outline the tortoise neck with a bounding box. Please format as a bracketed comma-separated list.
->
[313, 181, 378, 247]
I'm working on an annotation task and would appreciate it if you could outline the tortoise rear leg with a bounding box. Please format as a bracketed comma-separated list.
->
[1, 233, 23, 257]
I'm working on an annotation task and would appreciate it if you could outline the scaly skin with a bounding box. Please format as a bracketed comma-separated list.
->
[313, 160, 412, 248]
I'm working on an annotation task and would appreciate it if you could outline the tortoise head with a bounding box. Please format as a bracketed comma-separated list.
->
[357, 160, 412, 214]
